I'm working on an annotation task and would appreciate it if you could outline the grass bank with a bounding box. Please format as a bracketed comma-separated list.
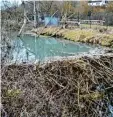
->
[32, 27, 113, 48]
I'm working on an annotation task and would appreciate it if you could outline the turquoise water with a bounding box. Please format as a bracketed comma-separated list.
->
[12, 35, 99, 63]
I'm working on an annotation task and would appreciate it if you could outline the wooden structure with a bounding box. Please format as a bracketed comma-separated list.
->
[81, 20, 105, 25]
[59, 21, 80, 29]
[61, 19, 105, 25]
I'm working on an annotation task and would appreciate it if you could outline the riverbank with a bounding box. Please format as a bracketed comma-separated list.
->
[32, 27, 113, 47]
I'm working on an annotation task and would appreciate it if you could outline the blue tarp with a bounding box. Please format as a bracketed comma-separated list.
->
[44, 17, 59, 26]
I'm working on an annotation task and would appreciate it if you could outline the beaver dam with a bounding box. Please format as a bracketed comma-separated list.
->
[1, 54, 113, 117]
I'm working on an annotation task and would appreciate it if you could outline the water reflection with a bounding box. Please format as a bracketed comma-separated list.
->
[11, 35, 102, 63]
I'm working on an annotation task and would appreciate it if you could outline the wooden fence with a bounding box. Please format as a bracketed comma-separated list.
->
[66, 19, 105, 25]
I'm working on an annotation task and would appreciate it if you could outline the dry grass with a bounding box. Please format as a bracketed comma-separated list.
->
[1, 55, 113, 117]
[34, 27, 113, 47]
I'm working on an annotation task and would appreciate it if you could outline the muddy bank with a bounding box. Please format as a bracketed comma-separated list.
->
[1, 55, 113, 117]
[32, 27, 113, 47]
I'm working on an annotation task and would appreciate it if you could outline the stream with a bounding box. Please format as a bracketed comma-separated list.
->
[9, 34, 106, 63]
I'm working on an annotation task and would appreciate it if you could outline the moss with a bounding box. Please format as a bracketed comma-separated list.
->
[80, 92, 104, 100]
[6, 89, 21, 98]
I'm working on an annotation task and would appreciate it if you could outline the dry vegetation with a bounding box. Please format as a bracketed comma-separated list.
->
[1, 55, 113, 117]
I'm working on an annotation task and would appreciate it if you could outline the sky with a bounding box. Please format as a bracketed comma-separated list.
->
[0, 0, 22, 8]
[0, 0, 22, 4]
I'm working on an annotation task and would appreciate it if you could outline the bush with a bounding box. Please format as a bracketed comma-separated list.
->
[105, 12, 113, 25]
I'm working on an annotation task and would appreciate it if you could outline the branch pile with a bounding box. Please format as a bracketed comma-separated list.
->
[1, 55, 113, 117]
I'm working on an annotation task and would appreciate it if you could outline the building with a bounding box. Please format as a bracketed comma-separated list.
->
[44, 17, 59, 26]
[88, 0, 108, 7]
